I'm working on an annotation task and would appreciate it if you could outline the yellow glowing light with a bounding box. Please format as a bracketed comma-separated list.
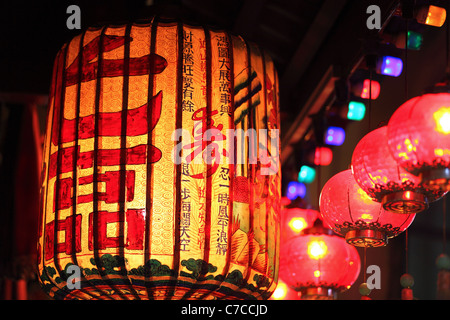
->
[288, 217, 307, 233]
[307, 239, 328, 260]
[360, 213, 373, 220]
[272, 282, 288, 300]
[314, 270, 321, 278]
[398, 152, 409, 160]
[401, 177, 411, 183]
[357, 187, 374, 205]
[434, 107, 450, 134]
[435, 148, 450, 157]
[404, 138, 416, 152]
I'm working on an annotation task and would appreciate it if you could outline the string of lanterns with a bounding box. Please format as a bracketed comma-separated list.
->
[279, 1, 450, 300]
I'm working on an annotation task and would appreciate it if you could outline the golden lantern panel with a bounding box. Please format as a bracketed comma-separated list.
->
[38, 20, 281, 300]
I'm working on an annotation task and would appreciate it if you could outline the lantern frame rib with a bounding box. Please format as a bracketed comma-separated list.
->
[37, 19, 281, 300]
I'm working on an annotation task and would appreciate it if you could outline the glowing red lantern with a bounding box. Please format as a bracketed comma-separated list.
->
[352, 79, 380, 100]
[319, 170, 415, 247]
[37, 20, 281, 300]
[281, 207, 318, 241]
[387, 91, 450, 192]
[351, 126, 443, 214]
[279, 219, 360, 299]
[269, 279, 299, 300]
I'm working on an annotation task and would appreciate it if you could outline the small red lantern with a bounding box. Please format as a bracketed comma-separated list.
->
[387, 91, 450, 192]
[313, 146, 333, 166]
[352, 79, 380, 100]
[281, 206, 318, 241]
[319, 170, 415, 247]
[279, 219, 360, 300]
[269, 279, 299, 300]
[351, 126, 444, 213]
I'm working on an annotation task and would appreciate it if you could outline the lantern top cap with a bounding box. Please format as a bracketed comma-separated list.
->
[301, 218, 333, 236]
[423, 79, 450, 94]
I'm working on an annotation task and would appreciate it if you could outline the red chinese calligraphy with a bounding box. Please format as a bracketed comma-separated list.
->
[43, 33, 167, 259]
[183, 107, 227, 179]
[44, 214, 82, 260]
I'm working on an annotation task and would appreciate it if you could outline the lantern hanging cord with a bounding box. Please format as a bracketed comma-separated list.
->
[443, 196, 447, 253]
[363, 246, 367, 283]
[405, 229, 409, 274]
[404, 18, 408, 101]
[369, 70, 372, 131]
[363, 35, 378, 132]
[316, 162, 321, 209]
[446, 0, 450, 78]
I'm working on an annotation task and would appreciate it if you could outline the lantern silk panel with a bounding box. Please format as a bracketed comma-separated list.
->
[279, 234, 360, 294]
[319, 170, 415, 247]
[351, 126, 444, 213]
[388, 93, 450, 177]
[38, 21, 281, 300]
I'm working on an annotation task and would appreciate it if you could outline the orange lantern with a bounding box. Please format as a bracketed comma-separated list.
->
[37, 19, 281, 300]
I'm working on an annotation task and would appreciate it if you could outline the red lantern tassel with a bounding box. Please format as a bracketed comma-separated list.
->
[437, 270, 450, 300]
[401, 288, 414, 300]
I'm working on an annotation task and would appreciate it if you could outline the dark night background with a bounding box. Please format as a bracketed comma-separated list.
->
[0, 0, 449, 301]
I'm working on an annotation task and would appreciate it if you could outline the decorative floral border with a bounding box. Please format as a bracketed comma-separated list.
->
[38, 254, 274, 300]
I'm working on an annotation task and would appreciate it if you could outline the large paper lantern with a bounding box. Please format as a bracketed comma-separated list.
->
[351, 126, 443, 214]
[319, 170, 415, 247]
[37, 19, 281, 300]
[279, 219, 360, 300]
[387, 91, 450, 192]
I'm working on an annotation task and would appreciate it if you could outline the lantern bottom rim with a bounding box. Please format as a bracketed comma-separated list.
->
[381, 191, 428, 214]
[299, 287, 336, 300]
[345, 229, 387, 248]
[420, 168, 450, 192]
